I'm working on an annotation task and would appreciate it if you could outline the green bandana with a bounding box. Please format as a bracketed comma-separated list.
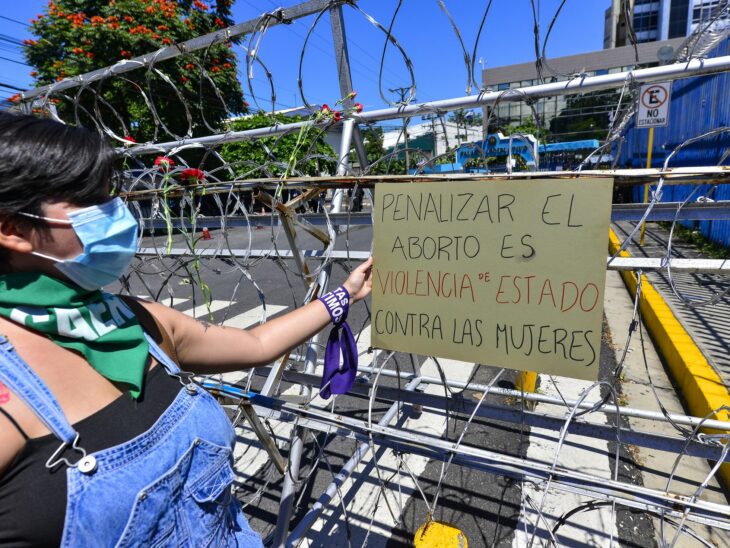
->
[0, 272, 149, 399]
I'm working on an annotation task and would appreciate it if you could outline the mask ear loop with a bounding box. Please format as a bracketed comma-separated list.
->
[15, 212, 73, 225]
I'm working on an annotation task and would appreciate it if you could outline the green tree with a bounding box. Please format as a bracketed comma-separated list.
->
[449, 109, 483, 143]
[220, 112, 337, 178]
[22, 0, 246, 141]
[549, 90, 621, 142]
[359, 125, 427, 174]
[503, 116, 548, 141]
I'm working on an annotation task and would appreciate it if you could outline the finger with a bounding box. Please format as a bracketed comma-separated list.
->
[358, 257, 373, 274]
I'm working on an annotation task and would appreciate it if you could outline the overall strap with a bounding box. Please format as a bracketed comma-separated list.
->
[0, 330, 183, 471]
[120, 296, 180, 366]
[0, 335, 76, 444]
[145, 334, 181, 376]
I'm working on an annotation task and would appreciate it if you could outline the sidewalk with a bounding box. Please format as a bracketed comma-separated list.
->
[613, 221, 730, 389]
[608, 221, 730, 546]
[604, 268, 729, 547]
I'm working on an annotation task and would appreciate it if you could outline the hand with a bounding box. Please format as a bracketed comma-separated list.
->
[343, 257, 373, 303]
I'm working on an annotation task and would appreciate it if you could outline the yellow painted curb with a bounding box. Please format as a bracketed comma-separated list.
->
[516, 371, 538, 393]
[608, 229, 730, 489]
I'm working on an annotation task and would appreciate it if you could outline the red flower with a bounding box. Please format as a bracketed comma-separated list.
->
[154, 156, 175, 169]
[333, 111, 342, 122]
[124, 15, 134, 23]
[124, 135, 137, 143]
[185, 63, 195, 70]
[161, 37, 172, 45]
[214, 17, 226, 27]
[120, 50, 132, 58]
[180, 168, 205, 184]
[210, 66, 221, 73]
[72, 47, 84, 54]
[346, 91, 357, 100]
[353, 102, 363, 113]
[86, 52, 94, 58]
[321, 104, 330, 113]
[180, 76, 189, 83]
[22, 39, 37, 46]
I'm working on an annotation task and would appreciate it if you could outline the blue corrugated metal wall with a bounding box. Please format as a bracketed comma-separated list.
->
[623, 36, 730, 246]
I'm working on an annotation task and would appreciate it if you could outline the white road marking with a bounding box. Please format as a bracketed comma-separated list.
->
[135, 295, 188, 306]
[222, 314, 478, 545]
[513, 375, 619, 547]
[222, 304, 288, 329]
[183, 299, 230, 318]
[299, 353, 478, 547]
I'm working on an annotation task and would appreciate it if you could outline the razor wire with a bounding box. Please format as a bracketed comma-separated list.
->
[10, 1, 730, 546]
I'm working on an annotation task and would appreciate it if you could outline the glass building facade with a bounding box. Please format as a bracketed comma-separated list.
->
[605, 0, 729, 47]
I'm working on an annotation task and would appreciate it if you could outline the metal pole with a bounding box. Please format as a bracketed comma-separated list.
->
[122, 54, 730, 155]
[388, 87, 412, 171]
[246, 391, 730, 530]
[507, 135, 514, 174]
[639, 126, 655, 245]
[286, 377, 423, 546]
[329, 4, 369, 170]
[271, 120, 355, 548]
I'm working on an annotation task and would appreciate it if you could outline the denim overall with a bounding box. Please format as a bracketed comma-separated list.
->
[0, 333, 264, 547]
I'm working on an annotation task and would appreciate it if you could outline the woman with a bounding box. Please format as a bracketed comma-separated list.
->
[0, 112, 373, 546]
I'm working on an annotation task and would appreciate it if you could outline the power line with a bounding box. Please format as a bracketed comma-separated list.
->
[262, 0, 405, 89]
[0, 54, 30, 67]
[0, 81, 26, 91]
[240, 0, 396, 97]
[0, 15, 30, 28]
[0, 34, 25, 47]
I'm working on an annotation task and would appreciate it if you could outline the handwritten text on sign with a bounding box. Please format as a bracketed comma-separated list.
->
[372, 179, 613, 380]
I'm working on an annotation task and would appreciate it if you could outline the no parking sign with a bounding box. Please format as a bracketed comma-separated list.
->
[636, 82, 671, 128]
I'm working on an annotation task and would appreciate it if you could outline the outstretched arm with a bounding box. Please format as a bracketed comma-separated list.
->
[142, 258, 373, 373]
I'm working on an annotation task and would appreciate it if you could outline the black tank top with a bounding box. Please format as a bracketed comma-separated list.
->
[0, 365, 182, 547]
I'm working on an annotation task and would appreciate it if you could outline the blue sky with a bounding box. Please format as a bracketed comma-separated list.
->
[0, 1, 605, 113]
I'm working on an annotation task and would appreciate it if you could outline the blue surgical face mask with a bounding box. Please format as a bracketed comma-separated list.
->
[19, 198, 139, 290]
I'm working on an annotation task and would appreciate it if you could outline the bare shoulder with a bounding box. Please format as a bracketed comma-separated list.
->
[120, 295, 197, 343]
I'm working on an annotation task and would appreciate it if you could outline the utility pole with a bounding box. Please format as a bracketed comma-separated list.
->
[390, 87, 412, 171]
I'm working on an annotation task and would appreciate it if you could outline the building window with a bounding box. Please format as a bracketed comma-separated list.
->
[669, 0, 690, 38]
[497, 82, 509, 91]
[633, 10, 659, 33]
[693, 0, 725, 25]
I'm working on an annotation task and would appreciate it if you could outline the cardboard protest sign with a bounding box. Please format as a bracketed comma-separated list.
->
[372, 179, 613, 380]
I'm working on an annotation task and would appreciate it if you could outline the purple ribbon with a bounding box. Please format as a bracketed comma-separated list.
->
[319, 286, 358, 399]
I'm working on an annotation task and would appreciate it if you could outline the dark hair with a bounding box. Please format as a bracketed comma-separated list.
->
[0, 113, 118, 267]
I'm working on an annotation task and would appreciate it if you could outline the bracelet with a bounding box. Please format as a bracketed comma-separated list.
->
[319, 286, 350, 326]
[318, 286, 358, 399]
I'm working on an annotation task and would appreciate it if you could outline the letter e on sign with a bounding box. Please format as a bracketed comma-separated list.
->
[636, 82, 671, 128]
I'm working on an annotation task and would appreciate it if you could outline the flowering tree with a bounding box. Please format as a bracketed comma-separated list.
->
[22, 0, 247, 141]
